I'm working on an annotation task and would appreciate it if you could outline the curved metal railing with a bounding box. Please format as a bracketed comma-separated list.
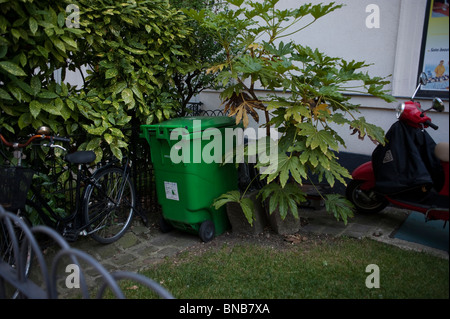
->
[0, 205, 174, 299]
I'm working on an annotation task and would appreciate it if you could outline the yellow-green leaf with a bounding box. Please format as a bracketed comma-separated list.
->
[105, 68, 118, 79]
[0, 88, 13, 101]
[18, 112, 32, 129]
[121, 88, 134, 105]
[0, 61, 27, 76]
[109, 127, 124, 138]
[29, 100, 42, 118]
[61, 36, 77, 49]
[104, 133, 113, 144]
[110, 145, 123, 161]
[29, 17, 38, 35]
[86, 137, 102, 151]
[30, 76, 41, 96]
[52, 38, 66, 53]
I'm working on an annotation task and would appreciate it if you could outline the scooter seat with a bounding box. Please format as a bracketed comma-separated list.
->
[435, 142, 449, 162]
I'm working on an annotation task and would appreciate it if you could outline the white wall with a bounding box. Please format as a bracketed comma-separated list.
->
[198, 0, 449, 155]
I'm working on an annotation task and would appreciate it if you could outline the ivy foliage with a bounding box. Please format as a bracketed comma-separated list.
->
[0, 1, 79, 134]
[0, 0, 190, 161]
[193, 0, 396, 224]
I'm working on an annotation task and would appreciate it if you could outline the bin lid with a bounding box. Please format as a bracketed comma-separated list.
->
[141, 116, 237, 133]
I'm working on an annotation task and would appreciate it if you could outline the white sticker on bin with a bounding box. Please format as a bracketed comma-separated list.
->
[164, 181, 179, 201]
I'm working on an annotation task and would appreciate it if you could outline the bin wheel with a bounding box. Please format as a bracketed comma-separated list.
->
[199, 220, 215, 243]
[159, 216, 173, 233]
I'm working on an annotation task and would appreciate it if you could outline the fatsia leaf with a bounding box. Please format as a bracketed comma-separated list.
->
[312, 103, 331, 120]
[317, 159, 351, 187]
[368, 84, 397, 103]
[310, 3, 344, 20]
[324, 194, 354, 225]
[213, 191, 255, 225]
[258, 183, 305, 220]
[299, 147, 333, 169]
[213, 190, 242, 209]
[298, 123, 339, 153]
[226, 0, 245, 8]
[284, 103, 310, 122]
[350, 117, 385, 145]
[240, 197, 256, 225]
[257, 150, 308, 186]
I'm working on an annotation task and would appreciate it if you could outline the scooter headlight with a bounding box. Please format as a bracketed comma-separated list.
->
[396, 103, 405, 119]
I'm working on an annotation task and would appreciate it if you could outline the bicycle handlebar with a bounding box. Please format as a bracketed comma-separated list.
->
[0, 133, 71, 148]
[51, 136, 71, 143]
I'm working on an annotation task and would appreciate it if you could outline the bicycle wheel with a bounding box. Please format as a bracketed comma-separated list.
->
[83, 167, 135, 244]
[0, 210, 33, 298]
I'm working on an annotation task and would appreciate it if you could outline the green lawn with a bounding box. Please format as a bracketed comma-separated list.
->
[116, 237, 449, 299]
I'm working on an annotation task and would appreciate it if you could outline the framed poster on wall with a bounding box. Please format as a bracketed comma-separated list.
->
[417, 0, 449, 99]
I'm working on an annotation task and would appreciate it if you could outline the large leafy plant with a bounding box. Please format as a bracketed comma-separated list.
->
[0, 0, 80, 135]
[192, 0, 395, 225]
[0, 0, 190, 161]
[69, 0, 191, 159]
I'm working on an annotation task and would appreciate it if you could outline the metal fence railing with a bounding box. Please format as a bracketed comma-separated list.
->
[0, 206, 174, 299]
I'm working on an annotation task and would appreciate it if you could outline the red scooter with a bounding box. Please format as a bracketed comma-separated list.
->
[346, 73, 449, 222]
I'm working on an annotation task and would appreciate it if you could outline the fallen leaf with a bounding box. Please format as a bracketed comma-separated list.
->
[283, 234, 303, 244]
[126, 285, 139, 290]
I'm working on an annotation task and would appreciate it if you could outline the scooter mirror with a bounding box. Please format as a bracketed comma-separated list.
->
[411, 72, 428, 100]
[419, 72, 428, 85]
[432, 97, 445, 112]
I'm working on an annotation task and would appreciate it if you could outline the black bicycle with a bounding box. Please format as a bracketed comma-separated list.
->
[0, 126, 136, 245]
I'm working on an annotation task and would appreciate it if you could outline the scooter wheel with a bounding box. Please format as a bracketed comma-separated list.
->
[346, 180, 388, 214]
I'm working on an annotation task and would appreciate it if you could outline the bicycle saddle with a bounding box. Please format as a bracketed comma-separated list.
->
[64, 151, 96, 164]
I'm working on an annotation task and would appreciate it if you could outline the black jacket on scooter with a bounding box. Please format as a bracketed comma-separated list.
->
[372, 120, 444, 197]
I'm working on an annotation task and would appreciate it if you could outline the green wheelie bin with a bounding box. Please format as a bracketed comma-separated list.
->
[140, 116, 240, 242]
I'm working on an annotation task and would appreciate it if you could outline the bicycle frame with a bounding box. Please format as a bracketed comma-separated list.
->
[1, 126, 142, 245]
[1, 132, 131, 236]
[29, 157, 132, 238]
